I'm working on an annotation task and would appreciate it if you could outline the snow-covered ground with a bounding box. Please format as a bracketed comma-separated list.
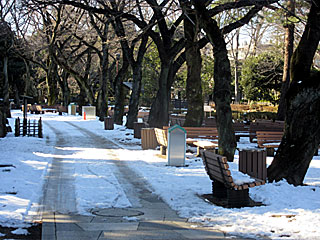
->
[1, 110, 320, 239]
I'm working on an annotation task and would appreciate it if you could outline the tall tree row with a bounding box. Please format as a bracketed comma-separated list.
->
[5, 0, 320, 186]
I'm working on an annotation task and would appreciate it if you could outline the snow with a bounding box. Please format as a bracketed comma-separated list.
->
[1, 110, 320, 239]
[229, 169, 256, 185]
[11, 228, 29, 235]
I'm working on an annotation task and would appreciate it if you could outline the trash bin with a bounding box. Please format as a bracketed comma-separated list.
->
[141, 128, 158, 150]
[167, 124, 186, 167]
[104, 117, 114, 130]
[134, 122, 146, 139]
[239, 149, 267, 180]
[68, 103, 77, 115]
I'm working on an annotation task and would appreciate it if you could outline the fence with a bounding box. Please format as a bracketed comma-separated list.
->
[15, 117, 43, 138]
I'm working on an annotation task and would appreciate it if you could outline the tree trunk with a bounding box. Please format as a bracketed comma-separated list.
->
[46, 59, 58, 106]
[268, 1, 320, 186]
[277, 0, 295, 121]
[0, 107, 6, 138]
[56, 69, 70, 107]
[125, 35, 148, 129]
[195, 3, 237, 161]
[183, 7, 204, 127]
[148, 63, 171, 128]
[23, 59, 37, 98]
[126, 66, 142, 129]
[114, 56, 129, 125]
[213, 46, 237, 162]
[62, 71, 70, 107]
[77, 87, 87, 116]
[234, 28, 241, 103]
[3, 55, 11, 118]
[98, 41, 109, 121]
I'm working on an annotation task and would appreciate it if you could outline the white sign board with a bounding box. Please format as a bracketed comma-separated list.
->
[82, 106, 96, 120]
[204, 105, 212, 112]
[68, 104, 77, 115]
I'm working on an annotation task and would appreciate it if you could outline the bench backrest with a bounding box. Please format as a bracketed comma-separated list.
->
[249, 121, 284, 142]
[35, 105, 43, 111]
[169, 116, 186, 126]
[201, 150, 266, 190]
[163, 126, 218, 139]
[154, 128, 168, 146]
[256, 131, 283, 145]
[201, 150, 235, 189]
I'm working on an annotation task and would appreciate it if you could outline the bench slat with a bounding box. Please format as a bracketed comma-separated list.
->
[206, 162, 231, 178]
[154, 128, 168, 146]
[163, 126, 218, 140]
[202, 151, 265, 191]
[256, 131, 283, 148]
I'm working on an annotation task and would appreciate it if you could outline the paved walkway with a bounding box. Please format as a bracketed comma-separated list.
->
[40, 121, 229, 240]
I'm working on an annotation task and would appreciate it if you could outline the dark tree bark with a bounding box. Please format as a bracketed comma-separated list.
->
[87, 14, 111, 121]
[268, 1, 320, 186]
[113, 56, 129, 125]
[97, 30, 109, 121]
[46, 61, 59, 105]
[148, 61, 171, 128]
[110, 1, 149, 129]
[42, 7, 62, 106]
[56, 69, 70, 107]
[277, 0, 295, 121]
[144, 0, 186, 128]
[3, 55, 11, 118]
[194, 1, 237, 161]
[234, 28, 241, 103]
[0, 107, 6, 138]
[183, 3, 204, 127]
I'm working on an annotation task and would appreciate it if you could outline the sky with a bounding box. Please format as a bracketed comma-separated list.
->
[1, 110, 320, 239]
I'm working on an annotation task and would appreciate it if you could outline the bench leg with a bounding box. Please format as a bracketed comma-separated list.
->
[212, 181, 250, 208]
[266, 148, 275, 156]
[226, 189, 250, 208]
[160, 146, 167, 155]
[212, 181, 227, 198]
[196, 147, 201, 157]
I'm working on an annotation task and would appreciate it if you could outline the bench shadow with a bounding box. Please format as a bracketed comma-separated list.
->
[199, 194, 265, 208]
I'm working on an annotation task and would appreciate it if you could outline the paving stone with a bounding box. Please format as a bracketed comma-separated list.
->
[99, 230, 184, 240]
[55, 230, 102, 240]
[76, 222, 139, 231]
[138, 221, 186, 231]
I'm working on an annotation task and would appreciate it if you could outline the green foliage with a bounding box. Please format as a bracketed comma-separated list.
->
[240, 51, 283, 104]
[201, 55, 214, 96]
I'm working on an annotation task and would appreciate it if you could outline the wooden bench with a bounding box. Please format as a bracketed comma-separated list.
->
[58, 106, 67, 115]
[256, 131, 283, 156]
[154, 128, 168, 155]
[249, 120, 284, 142]
[163, 126, 219, 154]
[201, 150, 265, 208]
[163, 126, 218, 140]
[30, 105, 44, 114]
[193, 140, 218, 156]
